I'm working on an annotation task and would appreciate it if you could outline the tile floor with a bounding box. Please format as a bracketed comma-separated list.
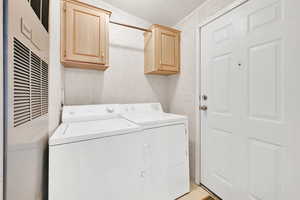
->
[178, 184, 215, 200]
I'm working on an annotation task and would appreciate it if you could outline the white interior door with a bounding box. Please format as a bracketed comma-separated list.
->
[200, 0, 300, 199]
[201, 6, 242, 200]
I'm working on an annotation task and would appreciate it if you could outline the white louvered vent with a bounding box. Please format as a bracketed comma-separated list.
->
[41, 61, 48, 115]
[13, 38, 49, 127]
[13, 38, 31, 127]
[31, 52, 42, 119]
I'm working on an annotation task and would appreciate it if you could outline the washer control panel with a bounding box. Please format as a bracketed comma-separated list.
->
[62, 104, 120, 123]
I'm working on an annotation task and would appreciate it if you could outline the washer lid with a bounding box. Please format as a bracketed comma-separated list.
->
[121, 112, 187, 126]
[49, 118, 141, 146]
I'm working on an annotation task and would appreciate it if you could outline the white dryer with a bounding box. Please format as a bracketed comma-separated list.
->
[49, 104, 145, 200]
[120, 103, 190, 200]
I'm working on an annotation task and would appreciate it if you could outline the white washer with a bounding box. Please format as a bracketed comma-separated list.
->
[49, 104, 145, 200]
[120, 103, 190, 200]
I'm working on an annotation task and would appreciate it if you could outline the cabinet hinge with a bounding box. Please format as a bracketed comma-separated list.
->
[63, 3, 66, 12]
[64, 50, 67, 57]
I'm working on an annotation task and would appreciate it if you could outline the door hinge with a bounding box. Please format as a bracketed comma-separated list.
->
[64, 50, 67, 57]
[63, 3, 67, 12]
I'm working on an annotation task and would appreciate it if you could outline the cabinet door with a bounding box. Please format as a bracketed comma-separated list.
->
[156, 29, 180, 72]
[64, 2, 108, 65]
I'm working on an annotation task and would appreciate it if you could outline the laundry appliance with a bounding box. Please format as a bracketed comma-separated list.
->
[120, 103, 190, 199]
[49, 104, 146, 200]
[49, 103, 190, 200]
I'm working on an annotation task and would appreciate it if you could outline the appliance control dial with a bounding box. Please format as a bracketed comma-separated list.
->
[106, 107, 114, 113]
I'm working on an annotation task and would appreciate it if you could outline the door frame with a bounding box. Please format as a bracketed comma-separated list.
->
[1, 0, 4, 198]
[194, 0, 249, 185]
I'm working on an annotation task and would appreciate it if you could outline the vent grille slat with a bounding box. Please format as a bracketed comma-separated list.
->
[14, 115, 31, 122]
[14, 119, 31, 127]
[13, 38, 49, 127]
[13, 38, 30, 127]
[14, 62, 30, 70]
[14, 104, 31, 109]
[13, 50, 30, 59]
[41, 61, 49, 115]
[14, 52, 30, 63]
[30, 52, 42, 119]
[14, 109, 31, 116]
[14, 68, 30, 77]
[14, 76, 30, 83]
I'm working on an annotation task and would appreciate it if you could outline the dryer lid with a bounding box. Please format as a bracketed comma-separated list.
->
[49, 118, 141, 146]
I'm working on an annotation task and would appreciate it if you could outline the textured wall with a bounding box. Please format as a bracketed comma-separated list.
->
[62, 0, 170, 110]
[49, 0, 63, 134]
[49, 0, 170, 134]
[169, 0, 237, 181]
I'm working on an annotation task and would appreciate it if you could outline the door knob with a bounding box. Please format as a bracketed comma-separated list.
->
[140, 171, 146, 178]
[200, 105, 208, 111]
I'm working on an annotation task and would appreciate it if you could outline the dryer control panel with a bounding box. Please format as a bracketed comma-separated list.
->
[120, 103, 163, 114]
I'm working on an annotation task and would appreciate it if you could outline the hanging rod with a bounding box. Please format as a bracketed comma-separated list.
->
[109, 20, 152, 32]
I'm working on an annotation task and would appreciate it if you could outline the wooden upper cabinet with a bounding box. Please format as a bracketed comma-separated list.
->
[61, 0, 111, 70]
[144, 24, 180, 75]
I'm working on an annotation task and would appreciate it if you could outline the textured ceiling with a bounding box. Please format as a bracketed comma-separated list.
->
[102, 0, 207, 26]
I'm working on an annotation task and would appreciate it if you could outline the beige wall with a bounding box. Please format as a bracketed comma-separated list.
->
[62, 0, 170, 110]
[49, 0, 63, 134]
[50, 0, 170, 133]
[169, 0, 238, 181]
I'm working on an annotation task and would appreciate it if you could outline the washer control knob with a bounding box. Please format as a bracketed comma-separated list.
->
[106, 107, 114, 113]
[140, 171, 146, 178]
